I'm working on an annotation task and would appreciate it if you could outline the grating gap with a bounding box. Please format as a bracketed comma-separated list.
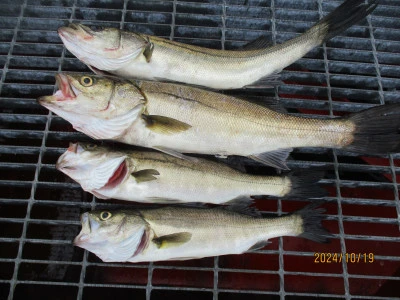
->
[366, 5, 400, 232]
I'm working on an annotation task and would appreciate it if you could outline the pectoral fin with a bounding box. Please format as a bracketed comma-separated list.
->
[152, 232, 192, 249]
[143, 39, 154, 63]
[131, 169, 160, 183]
[143, 115, 191, 135]
[249, 148, 293, 170]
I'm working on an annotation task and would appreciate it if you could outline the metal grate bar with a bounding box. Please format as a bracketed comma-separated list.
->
[5, 2, 29, 299]
[317, 1, 351, 299]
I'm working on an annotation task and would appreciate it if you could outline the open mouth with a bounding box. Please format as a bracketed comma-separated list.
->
[101, 160, 128, 190]
[53, 73, 79, 101]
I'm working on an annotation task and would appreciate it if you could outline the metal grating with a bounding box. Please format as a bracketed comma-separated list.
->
[1, 0, 400, 299]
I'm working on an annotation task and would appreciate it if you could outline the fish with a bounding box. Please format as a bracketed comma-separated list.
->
[57, 0, 378, 90]
[73, 202, 331, 262]
[56, 142, 326, 203]
[38, 73, 400, 169]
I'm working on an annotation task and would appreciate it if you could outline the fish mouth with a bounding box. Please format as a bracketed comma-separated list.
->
[52, 73, 80, 101]
[56, 143, 84, 172]
[99, 159, 128, 190]
[73, 212, 91, 246]
[37, 73, 79, 105]
[58, 23, 94, 42]
[55, 157, 76, 172]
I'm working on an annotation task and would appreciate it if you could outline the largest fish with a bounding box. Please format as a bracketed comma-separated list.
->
[58, 0, 378, 90]
[73, 203, 330, 262]
[38, 73, 400, 169]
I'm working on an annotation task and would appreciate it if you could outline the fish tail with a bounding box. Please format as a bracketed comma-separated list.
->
[285, 171, 328, 199]
[343, 104, 400, 154]
[294, 202, 331, 243]
[310, 0, 378, 44]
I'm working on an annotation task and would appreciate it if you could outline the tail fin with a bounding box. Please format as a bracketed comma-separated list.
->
[285, 171, 328, 199]
[294, 202, 331, 243]
[312, 0, 379, 44]
[344, 104, 400, 154]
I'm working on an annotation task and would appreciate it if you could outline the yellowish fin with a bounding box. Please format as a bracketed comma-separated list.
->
[131, 169, 160, 183]
[143, 115, 192, 135]
[152, 232, 192, 249]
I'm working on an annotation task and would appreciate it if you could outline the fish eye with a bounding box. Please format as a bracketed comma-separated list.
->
[80, 76, 94, 87]
[100, 211, 112, 221]
[85, 144, 97, 150]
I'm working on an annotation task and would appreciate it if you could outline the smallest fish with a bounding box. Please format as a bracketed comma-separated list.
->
[74, 203, 331, 263]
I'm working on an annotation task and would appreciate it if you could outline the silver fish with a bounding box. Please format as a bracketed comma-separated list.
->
[38, 73, 400, 169]
[57, 0, 378, 90]
[56, 142, 326, 203]
[73, 203, 330, 262]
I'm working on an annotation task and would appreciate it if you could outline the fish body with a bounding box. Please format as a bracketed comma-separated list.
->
[73, 204, 330, 262]
[58, 0, 378, 90]
[38, 73, 400, 169]
[119, 81, 351, 157]
[56, 143, 325, 203]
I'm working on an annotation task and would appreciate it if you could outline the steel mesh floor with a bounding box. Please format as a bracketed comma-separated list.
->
[1, 0, 400, 299]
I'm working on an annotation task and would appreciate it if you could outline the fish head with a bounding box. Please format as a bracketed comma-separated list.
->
[38, 73, 145, 140]
[56, 142, 130, 197]
[74, 210, 149, 262]
[58, 24, 147, 71]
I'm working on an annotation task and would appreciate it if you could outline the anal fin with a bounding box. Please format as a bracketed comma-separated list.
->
[153, 146, 199, 162]
[146, 197, 182, 203]
[243, 71, 282, 89]
[248, 240, 271, 251]
[249, 148, 293, 170]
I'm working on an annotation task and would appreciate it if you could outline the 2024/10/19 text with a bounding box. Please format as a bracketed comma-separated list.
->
[314, 252, 374, 263]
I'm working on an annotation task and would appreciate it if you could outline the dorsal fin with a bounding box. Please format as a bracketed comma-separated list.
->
[236, 96, 287, 114]
[223, 197, 261, 217]
[239, 36, 272, 51]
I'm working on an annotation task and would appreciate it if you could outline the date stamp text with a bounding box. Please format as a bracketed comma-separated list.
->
[314, 253, 374, 263]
